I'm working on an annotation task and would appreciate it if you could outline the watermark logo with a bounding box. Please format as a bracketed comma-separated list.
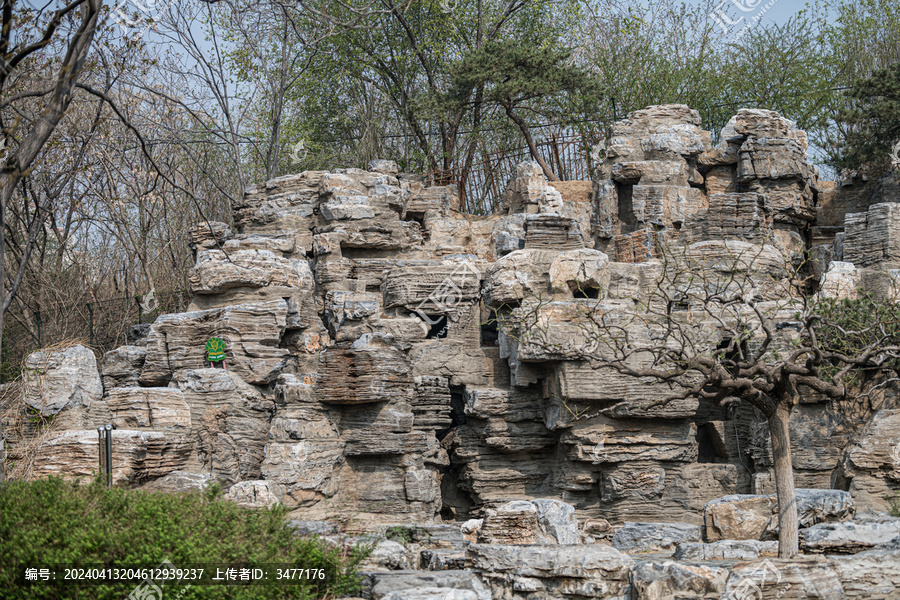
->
[890, 439, 900, 469]
[111, 0, 176, 37]
[730, 0, 764, 10]
[890, 140, 900, 170]
[126, 558, 191, 600]
[439, 0, 458, 14]
[723, 559, 788, 600]
[590, 435, 609, 464]
[710, 0, 779, 42]
[290, 139, 308, 165]
[140, 288, 158, 314]
[589, 140, 606, 166]
[410, 261, 481, 327]
[289, 441, 310, 478]
[370, 379, 387, 398]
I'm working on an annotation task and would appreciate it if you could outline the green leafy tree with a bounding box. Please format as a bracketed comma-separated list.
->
[571, 1, 729, 133]
[719, 13, 837, 145]
[227, 0, 581, 210]
[431, 40, 602, 181]
[831, 60, 900, 175]
[816, 0, 900, 172]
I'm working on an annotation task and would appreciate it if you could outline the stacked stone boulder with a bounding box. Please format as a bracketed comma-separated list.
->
[14, 104, 900, 539]
[594, 106, 817, 261]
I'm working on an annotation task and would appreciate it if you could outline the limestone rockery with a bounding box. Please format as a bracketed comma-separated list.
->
[15, 105, 900, 598]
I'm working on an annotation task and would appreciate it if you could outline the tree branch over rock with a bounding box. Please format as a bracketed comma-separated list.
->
[505, 239, 900, 558]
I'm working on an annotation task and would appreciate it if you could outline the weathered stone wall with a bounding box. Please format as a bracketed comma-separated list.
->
[16, 104, 900, 530]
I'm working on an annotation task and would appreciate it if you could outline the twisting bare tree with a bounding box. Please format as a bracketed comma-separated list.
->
[506, 239, 900, 558]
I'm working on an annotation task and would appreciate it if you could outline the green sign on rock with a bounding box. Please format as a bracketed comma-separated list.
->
[206, 337, 226, 362]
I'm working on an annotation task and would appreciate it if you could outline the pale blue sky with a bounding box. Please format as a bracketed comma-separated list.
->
[687, 0, 831, 34]
[711, 0, 817, 25]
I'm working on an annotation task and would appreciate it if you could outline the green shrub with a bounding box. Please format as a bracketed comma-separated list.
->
[382, 526, 413, 545]
[888, 492, 900, 518]
[0, 476, 369, 599]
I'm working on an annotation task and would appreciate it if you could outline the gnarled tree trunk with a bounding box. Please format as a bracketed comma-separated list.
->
[769, 400, 799, 558]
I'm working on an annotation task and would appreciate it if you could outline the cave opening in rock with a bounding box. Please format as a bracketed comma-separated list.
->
[449, 385, 467, 428]
[436, 384, 474, 521]
[416, 313, 448, 338]
[696, 422, 723, 463]
[405, 212, 425, 226]
[616, 182, 636, 233]
[481, 307, 499, 346]
[439, 463, 474, 521]
[571, 285, 600, 299]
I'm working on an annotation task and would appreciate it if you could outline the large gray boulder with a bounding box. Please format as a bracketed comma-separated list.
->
[107, 387, 191, 430]
[476, 500, 580, 545]
[139, 471, 215, 493]
[469, 543, 633, 599]
[674, 540, 778, 561]
[831, 544, 900, 598]
[531, 499, 579, 545]
[24, 344, 102, 416]
[190, 249, 314, 296]
[704, 489, 855, 541]
[482, 249, 555, 307]
[612, 522, 701, 554]
[720, 557, 844, 600]
[139, 300, 290, 386]
[548, 248, 610, 297]
[801, 516, 900, 554]
[839, 409, 900, 513]
[478, 501, 539, 544]
[381, 591, 477, 600]
[368, 571, 490, 600]
[223, 480, 284, 508]
[362, 539, 416, 571]
[31, 429, 191, 484]
[630, 560, 727, 600]
[99, 345, 147, 391]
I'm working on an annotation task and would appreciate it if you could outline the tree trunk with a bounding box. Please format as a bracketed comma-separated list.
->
[502, 104, 560, 181]
[769, 400, 799, 558]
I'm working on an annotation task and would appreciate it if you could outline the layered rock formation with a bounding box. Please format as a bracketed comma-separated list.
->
[13, 104, 900, 536]
[346, 500, 899, 600]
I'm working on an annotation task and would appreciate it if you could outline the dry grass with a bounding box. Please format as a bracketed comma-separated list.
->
[0, 377, 60, 481]
[1, 338, 95, 480]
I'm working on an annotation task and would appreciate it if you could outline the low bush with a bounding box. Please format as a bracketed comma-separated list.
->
[0, 476, 369, 599]
[888, 492, 900, 518]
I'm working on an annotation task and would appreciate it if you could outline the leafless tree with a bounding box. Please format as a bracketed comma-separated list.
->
[0, 0, 102, 481]
[507, 240, 900, 557]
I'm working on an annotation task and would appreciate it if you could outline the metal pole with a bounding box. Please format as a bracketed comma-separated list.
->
[104, 424, 113, 487]
[97, 426, 105, 476]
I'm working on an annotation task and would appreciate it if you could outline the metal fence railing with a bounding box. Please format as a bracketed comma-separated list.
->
[429, 130, 605, 214]
[2, 290, 192, 380]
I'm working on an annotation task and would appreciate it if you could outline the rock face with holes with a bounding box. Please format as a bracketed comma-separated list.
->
[20, 105, 900, 541]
